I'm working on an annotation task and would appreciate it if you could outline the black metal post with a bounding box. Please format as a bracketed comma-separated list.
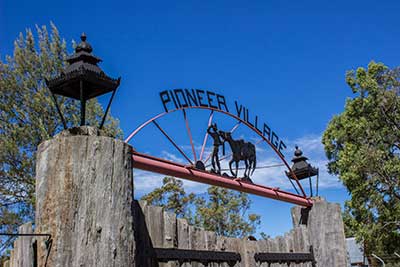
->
[49, 91, 67, 129]
[0, 233, 51, 238]
[99, 89, 117, 129]
[288, 177, 300, 196]
[309, 169, 313, 197]
[80, 80, 85, 126]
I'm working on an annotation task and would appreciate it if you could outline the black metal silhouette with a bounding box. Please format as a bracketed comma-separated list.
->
[207, 123, 223, 174]
[219, 131, 256, 179]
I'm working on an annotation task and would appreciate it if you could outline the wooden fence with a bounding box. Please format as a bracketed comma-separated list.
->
[134, 200, 313, 267]
[4, 201, 315, 267]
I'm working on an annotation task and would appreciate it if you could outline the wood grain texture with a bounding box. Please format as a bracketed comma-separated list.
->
[35, 127, 135, 267]
[292, 198, 348, 267]
[7, 223, 33, 267]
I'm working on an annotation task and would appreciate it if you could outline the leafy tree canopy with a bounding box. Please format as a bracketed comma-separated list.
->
[322, 61, 400, 254]
[141, 176, 195, 218]
[142, 177, 261, 238]
[0, 23, 121, 244]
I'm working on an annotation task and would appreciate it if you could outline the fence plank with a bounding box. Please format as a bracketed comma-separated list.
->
[136, 201, 152, 266]
[147, 205, 164, 247]
[147, 205, 164, 267]
[189, 226, 206, 267]
[177, 218, 190, 267]
[8, 222, 34, 267]
[205, 231, 217, 267]
[256, 239, 269, 267]
[300, 225, 311, 267]
[216, 235, 228, 267]
[20, 222, 33, 267]
[11, 239, 18, 267]
[9, 249, 14, 267]
[242, 239, 257, 267]
[226, 237, 241, 267]
[163, 211, 178, 267]
[269, 237, 280, 267]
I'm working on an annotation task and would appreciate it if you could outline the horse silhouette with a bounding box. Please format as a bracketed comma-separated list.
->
[219, 131, 256, 178]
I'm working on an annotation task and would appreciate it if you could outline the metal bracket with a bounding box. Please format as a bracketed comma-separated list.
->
[0, 233, 52, 249]
[1, 232, 53, 267]
[48, 89, 67, 129]
[254, 246, 316, 266]
[99, 80, 119, 129]
[149, 248, 241, 265]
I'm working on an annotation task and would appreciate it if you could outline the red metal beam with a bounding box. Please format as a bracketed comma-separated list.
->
[132, 151, 313, 207]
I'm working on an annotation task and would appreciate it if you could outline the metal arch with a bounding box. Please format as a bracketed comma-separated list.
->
[125, 105, 307, 197]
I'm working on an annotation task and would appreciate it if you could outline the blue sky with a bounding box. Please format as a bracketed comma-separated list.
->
[1, 0, 400, 237]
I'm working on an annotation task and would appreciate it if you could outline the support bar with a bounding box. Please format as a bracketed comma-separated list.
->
[254, 246, 315, 265]
[132, 151, 313, 207]
[150, 248, 241, 263]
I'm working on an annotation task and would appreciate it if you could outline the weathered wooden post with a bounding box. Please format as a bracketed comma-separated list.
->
[35, 126, 135, 267]
[291, 197, 348, 267]
[35, 33, 134, 266]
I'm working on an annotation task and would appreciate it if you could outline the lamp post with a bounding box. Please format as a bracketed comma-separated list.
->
[285, 146, 319, 197]
[46, 33, 120, 129]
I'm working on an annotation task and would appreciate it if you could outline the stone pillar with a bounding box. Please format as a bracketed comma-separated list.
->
[291, 197, 348, 267]
[35, 127, 135, 267]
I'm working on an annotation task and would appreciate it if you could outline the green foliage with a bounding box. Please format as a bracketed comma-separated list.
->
[0, 23, 122, 240]
[259, 232, 271, 240]
[141, 177, 195, 217]
[322, 61, 400, 254]
[141, 177, 261, 238]
[192, 186, 261, 237]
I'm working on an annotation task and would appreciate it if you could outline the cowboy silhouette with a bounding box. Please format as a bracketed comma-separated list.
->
[207, 123, 223, 174]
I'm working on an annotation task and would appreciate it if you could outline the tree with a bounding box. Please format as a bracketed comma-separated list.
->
[141, 177, 261, 238]
[0, 23, 121, 243]
[192, 186, 261, 237]
[322, 61, 400, 255]
[141, 176, 195, 218]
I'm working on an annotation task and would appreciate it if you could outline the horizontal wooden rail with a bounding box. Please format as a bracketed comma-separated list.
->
[132, 151, 313, 207]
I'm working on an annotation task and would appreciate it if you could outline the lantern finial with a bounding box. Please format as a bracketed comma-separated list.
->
[46, 32, 120, 129]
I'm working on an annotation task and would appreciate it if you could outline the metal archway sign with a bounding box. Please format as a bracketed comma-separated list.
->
[125, 89, 313, 207]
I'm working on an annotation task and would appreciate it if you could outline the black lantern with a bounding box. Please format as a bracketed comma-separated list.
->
[46, 33, 121, 129]
[286, 146, 319, 196]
